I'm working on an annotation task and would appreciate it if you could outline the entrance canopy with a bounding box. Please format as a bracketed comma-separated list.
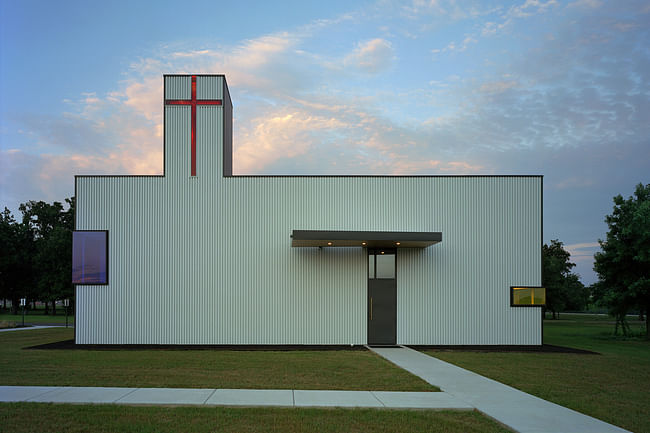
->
[291, 230, 442, 248]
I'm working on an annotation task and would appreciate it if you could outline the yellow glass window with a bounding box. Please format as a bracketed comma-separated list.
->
[511, 287, 545, 306]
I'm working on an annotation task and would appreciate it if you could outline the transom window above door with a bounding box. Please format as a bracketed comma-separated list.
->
[368, 248, 396, 279]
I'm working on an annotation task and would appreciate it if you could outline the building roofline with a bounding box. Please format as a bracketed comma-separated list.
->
[74, 174, 544, 179]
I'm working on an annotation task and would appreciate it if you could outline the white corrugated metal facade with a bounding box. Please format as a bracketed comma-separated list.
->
[75, 75, 542, 345]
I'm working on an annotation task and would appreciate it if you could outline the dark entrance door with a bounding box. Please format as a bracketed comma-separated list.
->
[367, 249, 397, 345]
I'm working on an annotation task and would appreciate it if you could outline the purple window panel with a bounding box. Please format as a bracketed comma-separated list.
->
[72, 231, 108, 284]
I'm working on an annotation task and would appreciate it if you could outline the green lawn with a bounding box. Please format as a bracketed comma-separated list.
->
[427, 314, 650, 433]
[0, 328, 435, 391]
[0, 310, 74, 325]
[0, 404, 510, 433]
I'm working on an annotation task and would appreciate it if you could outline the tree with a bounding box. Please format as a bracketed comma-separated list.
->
[0, 208, 36, 313]
[0, 208, 19, 311]
[542, 239, 584, 319]
[563, 274, 590, 312]
[594, 183, 650, 338]
[19, 198, 75, 315]
[0, 208, 16, 309]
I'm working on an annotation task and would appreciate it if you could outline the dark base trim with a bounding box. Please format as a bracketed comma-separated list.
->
[368, 345, 401, 348]
[26, 341, 367, 351]
[409, 344, 598, 354]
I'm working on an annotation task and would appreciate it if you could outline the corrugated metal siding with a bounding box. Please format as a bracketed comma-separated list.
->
[76, 77, 541, 345]
[165, 76, 191, 99]
[197, 105, 222, 179]
[395, 178, 541, 345]
[76, 175, 541, 345]
[196, 76, 223, 100]
[165, 106, 190, 178]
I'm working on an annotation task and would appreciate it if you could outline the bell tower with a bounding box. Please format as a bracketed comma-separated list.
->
[163, 74, 233, 178]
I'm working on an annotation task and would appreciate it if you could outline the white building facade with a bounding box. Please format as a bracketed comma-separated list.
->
[73, 75, 544, 346]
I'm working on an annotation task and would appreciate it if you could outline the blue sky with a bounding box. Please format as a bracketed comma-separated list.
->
[1, 0, 649, 284]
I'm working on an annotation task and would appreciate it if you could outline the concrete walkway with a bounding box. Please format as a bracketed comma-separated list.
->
[0, 325, 62, 333]
[370, 346, 629, 433]
[0, 385, 471, 410]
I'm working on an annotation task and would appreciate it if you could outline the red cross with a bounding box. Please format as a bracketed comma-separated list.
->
[165, 75, 222, 176]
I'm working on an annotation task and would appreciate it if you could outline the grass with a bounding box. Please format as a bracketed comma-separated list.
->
[0, 404, 510, 433]
[6, 316, 644, 432]
[0, 328, 436, 391]
[427, 314, 650, 433]
[0, 310, 74, 325]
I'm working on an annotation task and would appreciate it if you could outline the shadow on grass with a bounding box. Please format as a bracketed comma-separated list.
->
[27, 339, 599, 354]
[25, 339, 369, 351]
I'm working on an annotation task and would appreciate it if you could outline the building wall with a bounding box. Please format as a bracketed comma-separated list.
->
[75, 75, 542, 345]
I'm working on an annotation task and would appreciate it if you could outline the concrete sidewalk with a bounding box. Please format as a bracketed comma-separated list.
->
[370, 346, 629, 433]
[0, 325, 62, 333]
[0, 386, 472, 410]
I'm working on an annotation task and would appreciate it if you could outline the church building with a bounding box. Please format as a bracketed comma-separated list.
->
[72, 74, 545, 346]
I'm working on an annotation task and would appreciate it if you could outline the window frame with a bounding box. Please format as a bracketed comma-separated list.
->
[72, 230, 109, 285]
[510, 286, 546, 307]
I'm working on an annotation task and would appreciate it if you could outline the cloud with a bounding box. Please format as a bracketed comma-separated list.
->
[432, 35, 478, 54]
[229, 33, 295, 71]
[235, 108, 349, 173]
[1, 149, 102, 211]
[613, 22, 639, 32]
[478, 80, 518, 94]
[344, 38, 395, 73]
[508, 0, 558, 18]
[565, 242, 601, 267]
[566, 242, 600, 251]
[567, 0, 603, 9]
[482, 0, 558, 36]
[401, 0, 499, 21]
[10, 112, 109, 155]
[122, 76, 163, 124]
[552, 176, 595, 190]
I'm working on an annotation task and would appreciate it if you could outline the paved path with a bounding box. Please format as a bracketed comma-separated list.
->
[370, 346, 629, 433]
[0, 325, 62, 333]
[0, 386, 471, 410]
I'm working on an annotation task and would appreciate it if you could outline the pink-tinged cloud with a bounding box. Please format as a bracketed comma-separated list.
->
[345, 38, 394, 73]
[235, 109, 349, 173]
[564, 242, 600, 264]
[123, 76, 163, 125]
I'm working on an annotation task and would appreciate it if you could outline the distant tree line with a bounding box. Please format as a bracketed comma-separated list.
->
[0, 198, 74, 315]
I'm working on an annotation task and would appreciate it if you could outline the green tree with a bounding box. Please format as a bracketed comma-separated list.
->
[0, 208, 36, 313]
[543, 239, 585, 318]
[19, 198, 75, 315]
[563, 273, 589, 312]
[0, 208, 16, 309]
[594, 183, 650, 338]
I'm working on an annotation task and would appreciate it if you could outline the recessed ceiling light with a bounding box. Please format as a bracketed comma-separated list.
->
[362, 242, 367, 246]
[396, 242, 401, 246]
[327, 242, 332, 246]
[381, 251, 385, 254]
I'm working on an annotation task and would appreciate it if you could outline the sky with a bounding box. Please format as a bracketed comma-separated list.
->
[1, 0, 648, 285]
